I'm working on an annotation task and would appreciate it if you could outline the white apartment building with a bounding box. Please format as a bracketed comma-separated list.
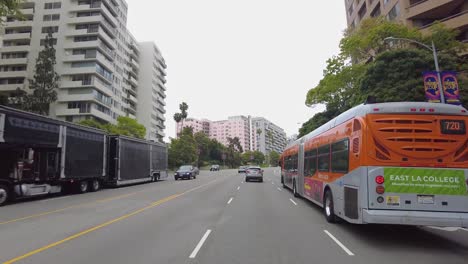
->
[251, 117, 287, 154]
[0, 0, 167, 140]
[137, 41, 167, 141]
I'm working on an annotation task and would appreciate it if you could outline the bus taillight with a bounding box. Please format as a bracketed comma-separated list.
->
[376, 186, 385, 194]
[375, 175, 384, 184]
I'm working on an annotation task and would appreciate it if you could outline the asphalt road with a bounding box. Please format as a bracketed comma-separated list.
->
[0, 167, 467, 264]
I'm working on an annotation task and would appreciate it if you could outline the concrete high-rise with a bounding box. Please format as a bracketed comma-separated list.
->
[250, 117, 287, 154]
[0, 0, 167, 141]
[136, 42, 167, 141]
[345, 0, 467, 42]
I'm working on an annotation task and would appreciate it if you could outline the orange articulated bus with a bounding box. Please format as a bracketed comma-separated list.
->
[281, 102, 468, 226]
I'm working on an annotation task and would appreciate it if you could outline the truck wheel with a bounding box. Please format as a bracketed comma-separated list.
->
[154, 174, 160, 182]
[79, 181, 89, 193]
[324, 190, 337, 223]
[0, 185, 10, 206]
[90, 180, 100, 192]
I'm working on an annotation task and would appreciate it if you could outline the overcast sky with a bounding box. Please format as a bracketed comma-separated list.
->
[126, 0, 347, 140]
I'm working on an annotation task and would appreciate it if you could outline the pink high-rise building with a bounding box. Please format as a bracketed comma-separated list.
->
[176, 118, 210, 135]
[176, 116, 251, 151]
[175, 115, 287, 154]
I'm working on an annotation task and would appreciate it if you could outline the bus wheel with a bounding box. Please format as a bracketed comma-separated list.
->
[90, 180, 100, 192]
[324, 190, 337, 223]
[293, 181, 299, 197]
[282, 176, 286, 188]
[79, 181, 89, 193]
[0, 185, 10, 206]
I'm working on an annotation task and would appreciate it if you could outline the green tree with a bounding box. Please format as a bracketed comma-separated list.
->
[360, 49, 462, 106]
[173, 102, 189, 136]
[14, 32, 59, 115]
[269, 151, 280, 167]
[115, 116, 146, 138]
[78, 116, 146, 139]
[300, 18, 467, 137]
[1, 0, 24, 24]
[168, 127, 197, 168]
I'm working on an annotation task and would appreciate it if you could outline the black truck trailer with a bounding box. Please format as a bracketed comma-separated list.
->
[107, 135, 168, 186]
[0, 106, 168, 206]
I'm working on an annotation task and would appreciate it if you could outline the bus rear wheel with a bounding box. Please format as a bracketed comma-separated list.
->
[324, 190, 337, 223]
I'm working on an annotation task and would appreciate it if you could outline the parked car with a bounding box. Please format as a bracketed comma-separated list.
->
[238, 166, 248, 173]
[245, 166, 264, 182]
[175, 165, 198, 180]
[210, 165, 220, 171]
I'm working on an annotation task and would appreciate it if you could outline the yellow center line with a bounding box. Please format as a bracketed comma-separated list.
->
[0, 189, 149, 225]
[2, 179, 221, 264]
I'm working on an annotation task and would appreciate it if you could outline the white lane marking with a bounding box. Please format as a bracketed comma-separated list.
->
[227, 197, 233, 204]
[289, 198, 297, 206]
[427, 226, 467, 232]
[323, 230, 354, 256]
[189, 229, 212, 259]
[272, 181, 275, 184]
[241, 181, 244, 184]
[237, 186, 240, 190]
[277, 187, 282, 191]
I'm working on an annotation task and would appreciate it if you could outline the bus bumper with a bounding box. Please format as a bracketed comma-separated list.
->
[362, 209, 468, 227]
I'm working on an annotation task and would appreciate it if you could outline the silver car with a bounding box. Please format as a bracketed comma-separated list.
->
[245, 166, 263, 182]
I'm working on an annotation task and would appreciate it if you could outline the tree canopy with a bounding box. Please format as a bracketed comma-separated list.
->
[0, 0, 24, 23]
[78, 116, 146, 139]
[299, 18, 467, 138]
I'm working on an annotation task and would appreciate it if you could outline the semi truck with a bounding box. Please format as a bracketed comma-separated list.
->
[0, 105, 168, 206]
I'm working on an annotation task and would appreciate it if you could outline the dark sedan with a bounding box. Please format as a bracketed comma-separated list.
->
[175, 165, 198, 180]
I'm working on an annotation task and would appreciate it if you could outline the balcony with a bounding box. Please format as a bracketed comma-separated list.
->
[90, 107, 113, 123]
[97, 41, 116, 60]
[0, 83, 25, 92]
[62, 65, 96, 75]
[68, 15, 101, 25]
[129, 76, 138, 87]
[60, 80, 92, 89]
[97, 28, 116, 49]
[0, 58, 28, 65]
[130, 58, 139, 70]
[420, 10, 468, 32]
[102, 0, 118, 17]
[4, 20, 33, 28]
[66, 40, 99, 49]
[0, 70, 28, 78]
[127, 104, 137, 114]
[70, 2, 101, 12]
[20, 8, 35, 15]
[128, 94, 138, 104]
[96, 52, 114, 72]
[127, 113, 136, 119]
[407, 0, 459, 19]
[58, 93, 94, 102]
[3, 32, 32, 40]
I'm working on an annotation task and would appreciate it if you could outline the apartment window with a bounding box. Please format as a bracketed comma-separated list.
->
[331, 139, 349, 173]
[76, 24, 99, 32]
[44, 2, 61, 9]
[1, 52, 27, 59]
[71, 74, 92, 85]
[68, 102, 91, 113]
[40, 38, 57, 46]
[96, 63, 112, 81]
[43, 14, 60, 21]
[370, 4, 381, 17]
[41, 26, 59, 33]
[94, 104, 111, 115]
[386, 4, 400, 21]
[74, 36, 98, 42]
[93, 90, 112, 106]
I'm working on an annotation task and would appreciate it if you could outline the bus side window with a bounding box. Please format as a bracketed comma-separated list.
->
[318, 145, 330, 172]
[304, 149, 317, 177]
[331, 139, 349, 173]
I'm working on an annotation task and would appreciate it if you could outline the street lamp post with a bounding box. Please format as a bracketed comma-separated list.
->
[384, 37, 445, 104]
